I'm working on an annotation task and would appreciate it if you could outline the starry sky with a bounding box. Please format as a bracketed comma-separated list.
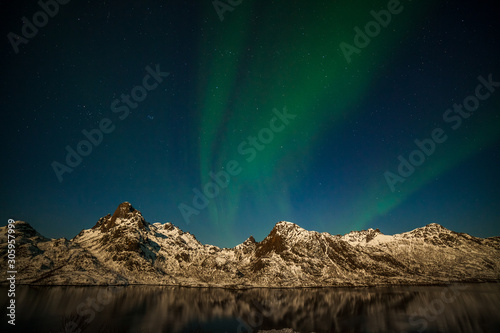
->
[1, 0, 499, 248]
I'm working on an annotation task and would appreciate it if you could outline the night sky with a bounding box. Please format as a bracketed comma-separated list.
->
[1, 0, 499, 248]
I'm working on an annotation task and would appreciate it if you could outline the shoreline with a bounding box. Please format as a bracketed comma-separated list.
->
[1, 279, 499, 290]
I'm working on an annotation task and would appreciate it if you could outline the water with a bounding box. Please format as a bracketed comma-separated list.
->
[1, 283, 499, 332]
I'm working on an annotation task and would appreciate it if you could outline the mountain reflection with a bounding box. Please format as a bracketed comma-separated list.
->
[2, 283, 499, 332]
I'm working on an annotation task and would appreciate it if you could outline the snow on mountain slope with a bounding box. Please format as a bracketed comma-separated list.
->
[342, 227, 395, 246]
[0, 221, 125, 285]
[1, 203, 499, 287]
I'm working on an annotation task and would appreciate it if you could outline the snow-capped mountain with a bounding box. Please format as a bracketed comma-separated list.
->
[1, 202, 499, 287]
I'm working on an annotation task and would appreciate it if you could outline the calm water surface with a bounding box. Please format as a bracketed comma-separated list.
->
[1, 283, 499, 332]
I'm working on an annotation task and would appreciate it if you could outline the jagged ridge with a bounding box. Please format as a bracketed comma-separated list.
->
[1, 202, 499, 287]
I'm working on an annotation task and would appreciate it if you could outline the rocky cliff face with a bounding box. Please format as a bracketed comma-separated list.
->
[1, 202, 499, 287]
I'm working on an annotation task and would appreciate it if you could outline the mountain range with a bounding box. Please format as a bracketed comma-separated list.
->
[1, 202, 499, 287]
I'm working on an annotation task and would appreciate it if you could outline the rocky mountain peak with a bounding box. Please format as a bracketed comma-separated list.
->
[245, 235, 256, 244]
[91, 202, 148, 232]
[275, 221, 296, 227]
[342, 227, 384, 244]
[254, 222, 306, 257]
[235, 235, 257, 254]
[10, 221, 48, 241]
[424, 223, 447, 230]
[111, 202, 137, 221]
[272, 221, 300, 235]
[407, 223, 450, 236]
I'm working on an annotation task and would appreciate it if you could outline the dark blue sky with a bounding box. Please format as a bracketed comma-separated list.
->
[1, 0, 499, 247]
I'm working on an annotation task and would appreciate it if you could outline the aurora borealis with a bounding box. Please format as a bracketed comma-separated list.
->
[1, 0, 499, 247]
